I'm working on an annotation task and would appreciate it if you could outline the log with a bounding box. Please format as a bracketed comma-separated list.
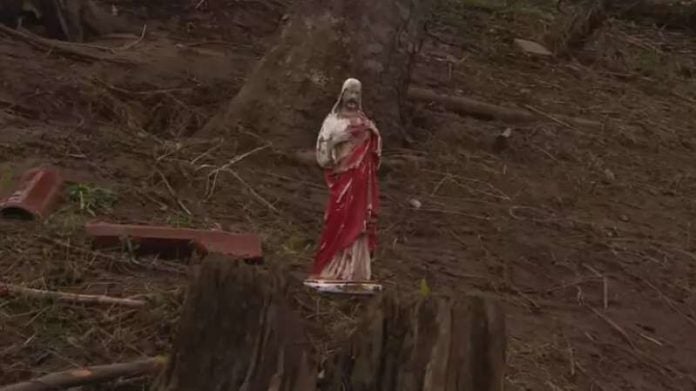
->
[409, 87, 535, 122]
[615, 0, 696, 31]
[155, 256, 317, 391]
[0, 24, 135, 64]
[200, 0, 432, 146]
[322, 295, 507, 391]
[0, 283, 147, 308]
[0, 357, 165, 391]
[407, 87, 602, 129]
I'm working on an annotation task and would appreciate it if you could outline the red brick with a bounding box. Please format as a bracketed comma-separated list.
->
[85, 222, 263, 263]
[0, 168, 64, 220]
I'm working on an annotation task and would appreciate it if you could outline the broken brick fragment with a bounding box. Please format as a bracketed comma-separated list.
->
[85, 222, 263, 263]
[0, 167, 64, 220]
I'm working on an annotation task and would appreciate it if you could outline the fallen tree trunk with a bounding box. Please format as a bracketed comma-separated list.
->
[322, 295, 507, 391]
[408, 87, 602, 129]
[0, 24, 135, 64]
[0, 357, 164, 391]
[200, 0, 432, 146]
[0, 283, 146, 307]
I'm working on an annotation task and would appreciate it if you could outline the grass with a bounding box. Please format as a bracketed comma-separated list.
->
[0, 165, 13, 193]
[164, 213, 194, 228]
[67, 183, 118, 216]
[436, 0, 557, 20]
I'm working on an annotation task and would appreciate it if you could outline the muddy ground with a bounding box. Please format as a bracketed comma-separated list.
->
[1, 0, 696, 390]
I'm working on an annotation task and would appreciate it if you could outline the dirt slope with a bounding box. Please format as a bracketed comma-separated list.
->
[1, 0, 696, 390]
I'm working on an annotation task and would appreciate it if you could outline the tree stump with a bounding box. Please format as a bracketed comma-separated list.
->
[201, 0, 432, 145]
[322, 295, 506, 391]
[155, 257, 317, 391]
[157, 257, 506, 391]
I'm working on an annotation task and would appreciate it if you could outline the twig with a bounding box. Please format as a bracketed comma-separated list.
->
[228, 169, 279, 213]
[523, 104, 576, 130]
[155, 169, 192, 216]
[640, 277, 696, 329]
[431, 174, 451, 196]
[562, 333, 576, 378]
[587, 305, 636, 350]
[199, 144, 271, 173]
[637, 332, 663, 347]
[508, 206, 556, 223]
[574, 362, 609, 391]
[118, 24, 147, 51]
[603, 276, 609, 310]
[0, 284, 146, 308]
[671, 90, 696, 106]
[0, 357, 165, 391]
[421, 169, 511, 201]
[190, 143, 223, 165]
[583, 264, 609, 309]
[200, 144, 271, 199]
[418, 208, 491, 221]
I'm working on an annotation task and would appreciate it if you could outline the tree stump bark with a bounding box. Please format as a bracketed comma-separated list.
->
[201, 0, 432, 146]
[157, 257, 506, 391]
[155, 257, 317, 391]
[322, 295, 507, 391]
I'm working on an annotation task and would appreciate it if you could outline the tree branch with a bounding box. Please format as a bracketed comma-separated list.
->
[0, 357, 165, 391]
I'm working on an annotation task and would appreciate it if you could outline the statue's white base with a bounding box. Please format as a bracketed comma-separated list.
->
[303, 278, 383, 295]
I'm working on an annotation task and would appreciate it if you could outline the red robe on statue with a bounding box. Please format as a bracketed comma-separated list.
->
[312, 113, 381, 278]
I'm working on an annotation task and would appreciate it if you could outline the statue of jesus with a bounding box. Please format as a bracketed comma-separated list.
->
[304, 78, 382, 294]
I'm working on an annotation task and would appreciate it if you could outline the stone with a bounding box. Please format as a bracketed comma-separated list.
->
[513, 38, 552, 56]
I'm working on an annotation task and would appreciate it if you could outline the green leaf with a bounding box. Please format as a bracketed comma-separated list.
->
[419, 278, 431, 297]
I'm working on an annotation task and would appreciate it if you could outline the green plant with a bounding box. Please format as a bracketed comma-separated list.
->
[419, 278, 432, 297]
[165, 213, 194, 228]
[0, 166, 13, 191]
[67, 183, 117, 216]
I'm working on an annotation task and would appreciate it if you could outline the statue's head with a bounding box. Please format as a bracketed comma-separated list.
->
[336, 78, 362, 113]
